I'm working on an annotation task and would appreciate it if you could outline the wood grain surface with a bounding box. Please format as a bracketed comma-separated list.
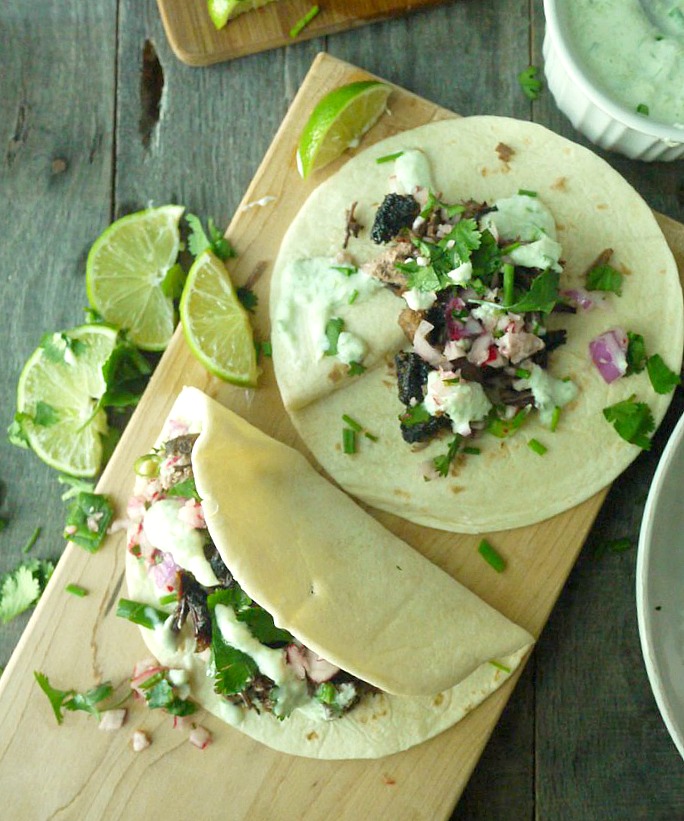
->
[2, 1, 684, 818]
[0, 50, 683, 821]
[156, 0, 455, 66]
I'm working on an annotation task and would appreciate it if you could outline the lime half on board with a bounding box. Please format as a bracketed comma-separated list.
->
[86, 205, 185, 351]
[296, 80, 392, 178]
[16, 324, 119, 477]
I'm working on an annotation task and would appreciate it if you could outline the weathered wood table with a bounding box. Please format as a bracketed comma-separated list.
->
[2, 0, 684, 818]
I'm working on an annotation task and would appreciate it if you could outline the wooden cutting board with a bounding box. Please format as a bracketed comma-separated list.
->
[1, 53, 683, 820]
[156, 0, 455, 66]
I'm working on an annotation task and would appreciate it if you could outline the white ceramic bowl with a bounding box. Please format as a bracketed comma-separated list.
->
[543, 0, 684, 161]
[637, 410, 684, 760]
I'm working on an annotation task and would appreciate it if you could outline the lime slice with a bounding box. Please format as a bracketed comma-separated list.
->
[180, 250, 259, 386]
[16, 325, 119, 477]
[296, 80, 392, 178]
[86, 205, 185, 351]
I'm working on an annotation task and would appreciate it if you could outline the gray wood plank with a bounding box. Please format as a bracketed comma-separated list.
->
[0, 0, 116, 666]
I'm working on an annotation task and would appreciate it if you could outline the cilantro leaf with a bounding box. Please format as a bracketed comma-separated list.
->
[186, 214, 236, 261]
[433, 435, 463, 477]
[165, 476, 201, 501]
[441, 218, 482, 264]
[33, 401, 59, 428]
[396, 258, 441, 292]
[507, 270, 560, 314]
[586, 263, 622, 295]
[487, 408, 529, 438]
[647, 354, 680, 394]
[64, 492, 114, 553]
[626, 332, 647, 375]
[40, 332, 87, 364]
[399, 403, 432, 428]
[7, 414, 31, 449]
[116, 598, 169, 630]
[603, 396, 655, 449]
[518, 65, 543, 100]
[210, 623, 258, 696]
[34, 671, 112, 724]
[0, 559, 54, 624]
[324, 317, 345, 356]
[420, 191, 465, 220]
[470, 229, 502, 282]
[238, 606, 294, 647]
[99, 337, 151, 410]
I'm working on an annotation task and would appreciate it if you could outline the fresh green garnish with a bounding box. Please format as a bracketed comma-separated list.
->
[63, 492, 114, 553]
[332, 265, 358, 277]
[433, 435, 462, 478]
[375, 151, 404, 164]
[517, 189, 537, 198]
[636, 103, 650, 116]
[603, 396, 654, 449]
[527, 438, 547, 456]
[21, 526, 42, 554]
[487, 408, 528, 438]
[348, 289, 359, 305]
[626, 332, 647, 374]
[96, 335, 152, 412]
[347, 360, 365, 376]
[477, 539, 506, 573]
[186, 213, 236, 262]
[289, 4, 320, 38]
[489, 659, 512, 673]
[34, 671, 113, 725]
[65, 583, 88, 598]
[236, 287, 258, 313]
[324, 317, 345, 356]
[165, 476, 201, 501]
[502, 263, 515, 307]
[116, 598, 169, 630]
[399, 402, 432, 428]
[342, 427, 357, 454]
[0, 558, 54, 624]
[550, 406, 562, 432]
[137, 670, 197, 716]
[259, 339, 273, 358]
[396, 220, 481, 293]
[208, 587, 294, 647]
[518, 65, 543, 100]
[419, 191, 465, 220]
[506, 270, 560, 314]
[586, 263, 622, 295]
[646, 354, 680, 394]
[158, 592, 178, 606]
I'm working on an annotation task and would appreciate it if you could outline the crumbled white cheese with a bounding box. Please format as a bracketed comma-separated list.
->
[403, 288, 437, 311]
[424, 371, 492, 436]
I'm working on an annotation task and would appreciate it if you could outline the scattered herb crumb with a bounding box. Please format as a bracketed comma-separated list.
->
[518, 65, 543, 100]
[477, 539, 506, 573]
[65, 583, 88, 598]
[289, 5, 320, 39]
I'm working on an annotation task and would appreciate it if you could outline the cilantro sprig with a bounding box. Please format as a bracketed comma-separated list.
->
[603, 396, 655, 449]
[186, 214, 236, 262]
[34, 671, 113, 725]
[0, 558, 54, 624]
[518, 65, 543, 100]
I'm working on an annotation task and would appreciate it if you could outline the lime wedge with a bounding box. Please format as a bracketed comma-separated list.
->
[86, 205, 184, 351]
[180, 250, 259, 386]
[16, 325, 119, 477]
[296, 80, 392, 179]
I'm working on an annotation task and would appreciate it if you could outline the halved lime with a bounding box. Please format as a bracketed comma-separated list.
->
[296, 80, 392, 178]
[86, 205, 185, 351]
[180, 250, 259, 386]
[16, 325, 119, 477]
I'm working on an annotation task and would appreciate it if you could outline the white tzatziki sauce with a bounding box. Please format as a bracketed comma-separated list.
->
[514, 363, 579, 426]
[392, 148, 436, 194]
[274, 257, 380, 365]
[562, 0, 684, 127]
[143, 498, 219, 588]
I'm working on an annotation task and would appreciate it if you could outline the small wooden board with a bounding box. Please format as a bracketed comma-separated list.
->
[156, 0, 454, 66]
[1, 54, 683, 820]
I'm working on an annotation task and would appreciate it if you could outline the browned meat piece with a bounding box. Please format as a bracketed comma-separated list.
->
[362, 241, 412, 291]
[398, 307, 423, 342]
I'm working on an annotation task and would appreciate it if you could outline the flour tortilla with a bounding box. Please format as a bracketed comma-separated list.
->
[270, 116, 683, 533]
[125, 386, 533, 759]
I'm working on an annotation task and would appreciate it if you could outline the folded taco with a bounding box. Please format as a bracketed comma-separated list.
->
[122, 386, 533, 759]
[270, 116, 683, 533]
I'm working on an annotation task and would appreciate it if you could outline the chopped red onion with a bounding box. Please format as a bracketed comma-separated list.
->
[189, 726, 212, 750]
[413, 320, 449, 367]
[98, 709, 127, 731]
[131, 730, 151, 752]
[562, 288, 606, 312]
[589, 328, 628, 383]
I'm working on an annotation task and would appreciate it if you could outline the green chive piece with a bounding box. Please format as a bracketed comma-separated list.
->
[158, 593, 178, 606]
[342, 427, 357, 455]
[636, 103, 650, 116]
[528, 438, 547, 456]
[289, 4, 319, 38]
[515, 368, 531, 379]
[517, 189, 537, 197]
[478, 539, 506, 573]
[348, 289, 359, 305]
[22, 526, 42, 554]
[341, 414, 363, 432]
[332, 266, 357, 277]
[375, 151, 405, 164]
[502, 263, 515, 307]
[489, 659, 512, 674]
[364, 431, 379, 442]
[65, 583, 88, 598]
[550, 406, 561, 432]
[463, 446, 481, 455]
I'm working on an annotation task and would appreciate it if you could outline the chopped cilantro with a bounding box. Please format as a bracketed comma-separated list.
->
[603, 396, 654, 449]
[506, 270, 560, 314]
[433, 435, 462, 477]
[34, 671, 113, 725]
[518, 65, 543, 100]
[116, 598, 169, 630]
[21, 525, 41, 554]
[347, 360, 366, 376]
[207, 587, 293, 647]
[33, 401, 59, 428]
[40, 332, 87, 364]
[419, 192, 465, 220]
[63, 492, 114, 553]
[646, 354, 680, 394]
[626, 332, 647, 374]
[586, 263, 622, 295]
[399, 403, 432, 428]
[636, 103, 650, 116]
[487, 408, 528, 438]
[442, 218, 482, 264]
[98, 336, 152, 410]
[0, 558, 54, 624]
[324, 317, 345, 356]
[186, 214, 236, 261]
[237, 287, 258, 312]
[165, 476, 201, 501]
[138, 672, 197, 716]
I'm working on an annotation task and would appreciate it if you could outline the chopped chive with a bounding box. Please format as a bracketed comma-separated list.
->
[528, 438, 547, 456]
[348, 289, 359, 305]
[477, 539, 506, 573]
[550, 406, 561, 432]
[364, 431, 379, 442]
[260, 339, 272, 357]
[518, 189, 537, 197]
[502, 263, 515, 307]
[65, 583, 88, 598]
[158, 593, 178, 606]
[116, 598, 168, 630]
[332, 266, 357, 277]
[324, 317, 344, 356]
[463, 446, 481, 455]
[375, 151, 405, 164]
[501, 241, 521, 255]
[342, 414, 363, 432]
[342, 427, 357, 455]
[289, 4, 319, 38]
[22, 526, 42, 554]
[515, 368, 531, 379]
[347, 361, 366, 376]
[636, 103, 650, 116]
[489, 659, 512, 674]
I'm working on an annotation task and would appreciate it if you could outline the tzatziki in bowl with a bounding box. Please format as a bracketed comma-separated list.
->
[543, 0, 684, 160]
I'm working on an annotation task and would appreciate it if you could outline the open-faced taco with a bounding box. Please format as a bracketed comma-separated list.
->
[122, 387, 533, 759]
[270, 116, 683, 533]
